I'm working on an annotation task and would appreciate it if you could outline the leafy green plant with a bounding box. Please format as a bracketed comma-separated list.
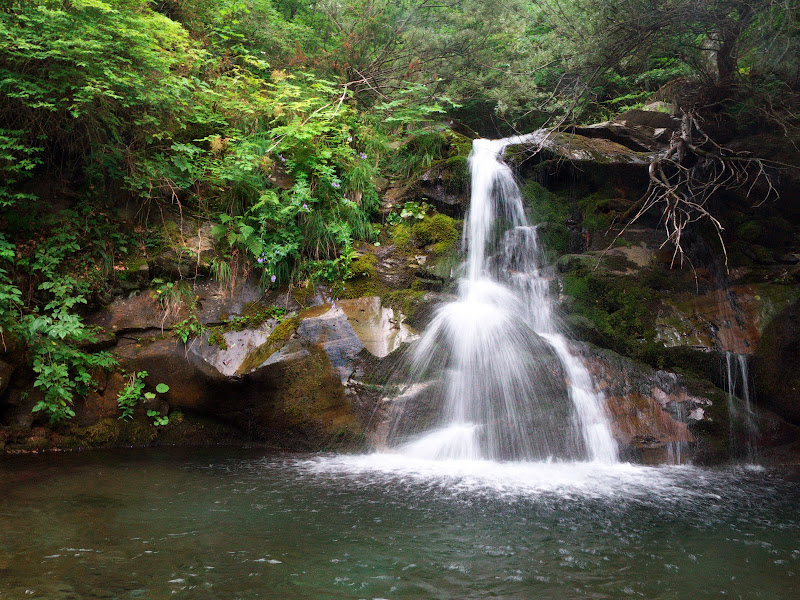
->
[118, 373, 171, 424]
[0, 129, 41, 208]
[24, 274, 117, 423]
[147, 410, 170, 426]
[0, 215, 123, 423]
[210, 256, 234, 290]
[146, 383, 170, 426]
[173, 313, 205, 344]
[400, 202, 431, 220]
[117, 371, 148, 421]
[386, 211, 403, 226]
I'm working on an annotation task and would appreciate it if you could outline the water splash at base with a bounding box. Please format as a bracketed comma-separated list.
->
[383, 135, 618, 463]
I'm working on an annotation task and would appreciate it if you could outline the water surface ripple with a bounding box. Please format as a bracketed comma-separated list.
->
[1, 448, 798, 599]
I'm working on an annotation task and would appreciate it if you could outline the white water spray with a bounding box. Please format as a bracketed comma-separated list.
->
[386, 136, 618, 463]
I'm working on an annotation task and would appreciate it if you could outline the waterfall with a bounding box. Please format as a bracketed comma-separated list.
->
[724, 351, 758, 461]
[386, 137, 618, 463]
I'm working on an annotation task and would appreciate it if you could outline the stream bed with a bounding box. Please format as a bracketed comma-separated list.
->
[1, 447, 799, 599]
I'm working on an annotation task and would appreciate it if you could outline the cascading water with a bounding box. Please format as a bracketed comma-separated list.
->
[385, 137, 618, 463]
[724, 351, 758, 461]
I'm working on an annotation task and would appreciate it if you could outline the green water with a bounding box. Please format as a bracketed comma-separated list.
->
[1, 448, 798, 599]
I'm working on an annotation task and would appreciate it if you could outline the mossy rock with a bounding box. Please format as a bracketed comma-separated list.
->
[292, 282, 318, 306]
[522, 180, 571, 224]
[384, 289, 443, 329]
[246, 344, 365, 451]
[736, 220, 763, 243]
[560, 266, 661, 359]
[341, 275, 384, 300]
[442, 129, 474, 158]
[578, 190, 628, 233]
[237, 315, 302, 375]
[209, 302, 287, 346]
[391, 223, 413, 250]
[537, 222, 571, 257]
[54, 418, 159, 449]
[348, 252, 378, 278]
[518, 181, 575, 259]
[411, 213, 459, 254]
[340, 251, 391, 300]
[439, 154, 470, 193]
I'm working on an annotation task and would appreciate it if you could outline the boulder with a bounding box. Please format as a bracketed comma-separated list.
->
[234, 300, 416, 381]
[191, 322, 276, 376]
[74, 372, 126, 426]
[104, 330, 363, 450]
[513, 129, 658, 166]
[568, 119, 671, 153]
[87, 279, 265, 333]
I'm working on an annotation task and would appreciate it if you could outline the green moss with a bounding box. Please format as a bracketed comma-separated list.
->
[561, 268, 655, 352]
[440, 155, 470, 193]
[522, 181, 571, 224]
[537, 222, 571, 256]
[236, 315, 301, 375]
[348, 252, 377, 278]
[735, 220, 762, 243]
[443, 129, 473, 158]
[162, 219, 182, 243]
[340, 252, 387, 299]
[292, 282, 317, 307]
[519, 181, 574, 260]
[58, 418, 158, 449]
[206, 302, 287, 350]
[411, 213, 459, 254]
[384, 289, 428, 326]
[208, 328, 228, 350]
[226, 302, 286, 329]
[578, 190, 618, 232]
[341, 276, 383, 299]
[392, 223, 412, 249]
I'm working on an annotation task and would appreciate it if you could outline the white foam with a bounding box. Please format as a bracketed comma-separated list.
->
[298, 453, 709, 501]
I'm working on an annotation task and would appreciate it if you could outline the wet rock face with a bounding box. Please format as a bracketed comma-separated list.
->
[576, 339, 799, 464]
[654, 284, 800, 355]
[581, 346, 709, 462]
[755, 299, 800, 425]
